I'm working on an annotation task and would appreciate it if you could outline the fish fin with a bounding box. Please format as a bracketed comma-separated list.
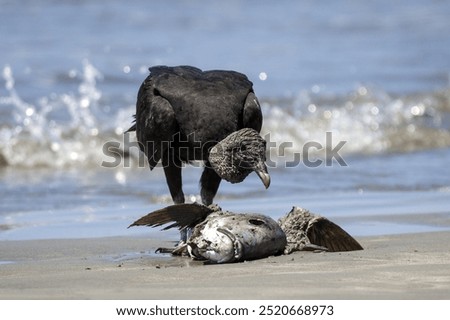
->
[300, 243, 329, 252]
[155, 247, 175, 254]
[128, 203, 213, 230]
[155, 244, 189, 256]
[306, 217, 363, 252]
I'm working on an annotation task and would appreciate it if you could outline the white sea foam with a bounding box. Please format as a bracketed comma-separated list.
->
[0, 62, 137, 169]
[262, 86, 450, 160]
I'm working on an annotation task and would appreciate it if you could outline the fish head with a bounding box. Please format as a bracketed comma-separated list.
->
[187, 227, 243, 263]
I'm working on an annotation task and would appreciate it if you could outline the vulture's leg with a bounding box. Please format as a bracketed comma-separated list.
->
[162, 154, 188, 243]
[200, 165, 222, 206]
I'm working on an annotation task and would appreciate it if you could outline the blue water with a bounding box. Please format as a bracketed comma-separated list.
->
[1, 0, 450, 241]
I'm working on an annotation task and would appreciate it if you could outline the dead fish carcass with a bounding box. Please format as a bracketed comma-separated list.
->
[129, 203, 287, 263]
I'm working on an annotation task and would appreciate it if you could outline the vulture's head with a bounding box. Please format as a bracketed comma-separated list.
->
[208, 128, 270, 188]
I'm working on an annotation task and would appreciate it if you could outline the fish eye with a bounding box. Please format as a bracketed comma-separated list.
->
[249, 219, 265, 226]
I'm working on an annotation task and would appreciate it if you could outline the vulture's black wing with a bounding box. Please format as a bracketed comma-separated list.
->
[150, 66, 262, 141]
[128, 69, 179, 170]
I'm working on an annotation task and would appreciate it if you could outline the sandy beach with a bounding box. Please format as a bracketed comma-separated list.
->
[1, 231, 449, 300]
[2, 0, 450, 308]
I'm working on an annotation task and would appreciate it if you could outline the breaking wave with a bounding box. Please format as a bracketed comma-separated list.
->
[262, 86, 450, 159]
[1, 62, 450, 169]
[0, 61, 135, 169]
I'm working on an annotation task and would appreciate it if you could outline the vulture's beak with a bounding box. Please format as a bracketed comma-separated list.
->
[255, 163, 270, 189]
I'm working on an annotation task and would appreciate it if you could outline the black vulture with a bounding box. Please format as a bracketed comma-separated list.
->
[126, 65, 270, 208]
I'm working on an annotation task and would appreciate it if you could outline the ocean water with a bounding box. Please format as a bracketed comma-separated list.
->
[1, 0, 450, 241]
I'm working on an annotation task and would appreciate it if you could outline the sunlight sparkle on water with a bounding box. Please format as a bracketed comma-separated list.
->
[80, 97, 90, 108]
[308, 104, 317, 113]
[115, 171, 126, 185]
[411, 105, 424, 116]
[259, 72, 267, 81]
[25, 107, 34, 116]
[123, 65, 131, 74]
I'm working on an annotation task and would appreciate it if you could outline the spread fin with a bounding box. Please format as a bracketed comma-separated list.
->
[128, 203, 213, 230]
[306, 216, 363, 252]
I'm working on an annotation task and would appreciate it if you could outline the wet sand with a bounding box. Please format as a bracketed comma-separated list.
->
[0, 231, 449, 299]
